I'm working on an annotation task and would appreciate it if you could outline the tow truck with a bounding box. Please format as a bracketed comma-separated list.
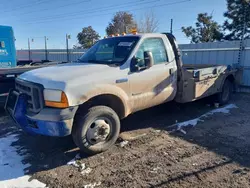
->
[5, 32, 237, 154]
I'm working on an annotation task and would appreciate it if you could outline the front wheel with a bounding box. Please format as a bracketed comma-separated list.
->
[72, 106, 120, 155]
[217, 79, 233, 105]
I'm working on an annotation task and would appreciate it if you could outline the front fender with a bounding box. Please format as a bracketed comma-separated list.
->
[66, 84, 132, 117]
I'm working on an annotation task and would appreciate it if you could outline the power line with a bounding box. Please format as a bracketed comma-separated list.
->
[3, 0, 57, 13]
[24, 0, 191, 24]
[7, 0, 91, 16]
[22, 0, 140, 16]
[19, 0, 158, 22]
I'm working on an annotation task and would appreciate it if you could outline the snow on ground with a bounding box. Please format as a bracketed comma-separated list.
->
[0, 104, 237, 187]
[175, 104, 238, 132]
[67, 153, 81, 168]
[0, 134, 46, 188]
[67, 154, 92, 176]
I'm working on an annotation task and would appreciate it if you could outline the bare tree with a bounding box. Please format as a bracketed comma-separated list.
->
[137, 11, 159, 33]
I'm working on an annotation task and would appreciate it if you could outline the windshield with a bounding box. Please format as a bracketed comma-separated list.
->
[78, 36, 139, 64]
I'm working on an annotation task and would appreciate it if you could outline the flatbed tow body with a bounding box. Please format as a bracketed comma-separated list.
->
[176, 64, 237, 103]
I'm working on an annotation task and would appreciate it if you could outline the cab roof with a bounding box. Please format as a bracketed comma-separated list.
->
[107, 33, 166, 39]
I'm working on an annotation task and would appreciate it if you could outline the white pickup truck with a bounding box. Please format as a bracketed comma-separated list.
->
[6, 33, 237, 154]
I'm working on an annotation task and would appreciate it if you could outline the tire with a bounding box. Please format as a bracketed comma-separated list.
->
[217, 79, 233, 105]
[72, 106, 120, 155]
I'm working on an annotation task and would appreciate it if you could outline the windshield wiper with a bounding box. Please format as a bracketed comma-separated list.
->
[77, 59, 120, 65]
[76, 59, 85, 63]
[87, 60, 99, 63]
[76, 59, 97, 63]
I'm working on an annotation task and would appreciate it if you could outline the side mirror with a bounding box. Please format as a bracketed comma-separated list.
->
[130, 51, 154, 72]
[144, 51, 154, 68]
[130, 57, 140, 72]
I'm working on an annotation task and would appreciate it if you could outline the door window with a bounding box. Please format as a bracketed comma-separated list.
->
[135, 38, 168, 66]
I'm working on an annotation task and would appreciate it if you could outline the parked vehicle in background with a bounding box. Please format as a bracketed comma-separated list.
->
[0, 25, 63, 106]
[6, 32, 238, 154]
[0, 26, 16, 68]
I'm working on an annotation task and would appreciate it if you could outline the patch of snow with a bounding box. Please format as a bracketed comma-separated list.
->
[129, 133, 147, 140]
[175, 104, 238, 132]
[0, 134, 46, 188]
[1, 176, 46, 188]
[120, 140, 129, 147]
[153, 129, 161, 133]
[179, 129, 187, 135]
[150, 167, 162, 173]
[81, 167, 92, 175]
[67, 154, 92, 176]
[67, 154, 81, 168]
[80, 163, 86, 170]
[214, 103, 220, 108]
[84, 182, 101, 188]
[208, 104, 237, 114]
[152, 167, 162, 171]
[176, 118, 204, 129]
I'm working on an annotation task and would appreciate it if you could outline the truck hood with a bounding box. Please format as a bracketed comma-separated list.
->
[18, 63, 119, 90]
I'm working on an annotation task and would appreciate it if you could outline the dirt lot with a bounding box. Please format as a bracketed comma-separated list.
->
[1, 94, 250, 188]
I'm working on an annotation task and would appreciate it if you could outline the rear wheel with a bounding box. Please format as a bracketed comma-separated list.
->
[217, 79, 233, 105]
[72, 106, 120, 155]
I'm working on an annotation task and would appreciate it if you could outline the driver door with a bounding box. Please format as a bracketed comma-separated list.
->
[129, 38, 177, 112]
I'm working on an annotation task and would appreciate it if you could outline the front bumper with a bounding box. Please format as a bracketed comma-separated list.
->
[5, 90, 78, 137]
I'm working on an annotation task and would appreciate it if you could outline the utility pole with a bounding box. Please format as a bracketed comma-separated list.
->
[44, 36, 48, 61]
[237, 2, 247, 65]
[170, 19, 173, 34]
[66, 34, 70, 62]
[28, 38, 31, 61]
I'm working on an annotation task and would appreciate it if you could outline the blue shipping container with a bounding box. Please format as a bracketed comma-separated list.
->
[0, 25, 16, 67]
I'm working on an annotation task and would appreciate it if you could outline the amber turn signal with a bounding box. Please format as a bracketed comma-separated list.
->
[45, 92, 69, 108]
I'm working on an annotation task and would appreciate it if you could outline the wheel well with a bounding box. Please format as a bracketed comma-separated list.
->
[223, 74, 235, 92]
[226, 74, 235, 83]
[76, 94, 126, 119]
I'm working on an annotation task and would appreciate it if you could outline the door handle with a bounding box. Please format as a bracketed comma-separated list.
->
[169, 68, 174, 75]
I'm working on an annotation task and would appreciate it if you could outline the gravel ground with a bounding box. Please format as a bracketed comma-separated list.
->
[1, 94, 250, 188]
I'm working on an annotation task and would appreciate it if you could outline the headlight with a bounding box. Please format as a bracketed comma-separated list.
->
[43, 89, 69, 108]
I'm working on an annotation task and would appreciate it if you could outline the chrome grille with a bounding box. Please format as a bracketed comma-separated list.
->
[15, 79, 43, 113]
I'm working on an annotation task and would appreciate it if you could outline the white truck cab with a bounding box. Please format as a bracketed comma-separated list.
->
[6, 33, 237, 154]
